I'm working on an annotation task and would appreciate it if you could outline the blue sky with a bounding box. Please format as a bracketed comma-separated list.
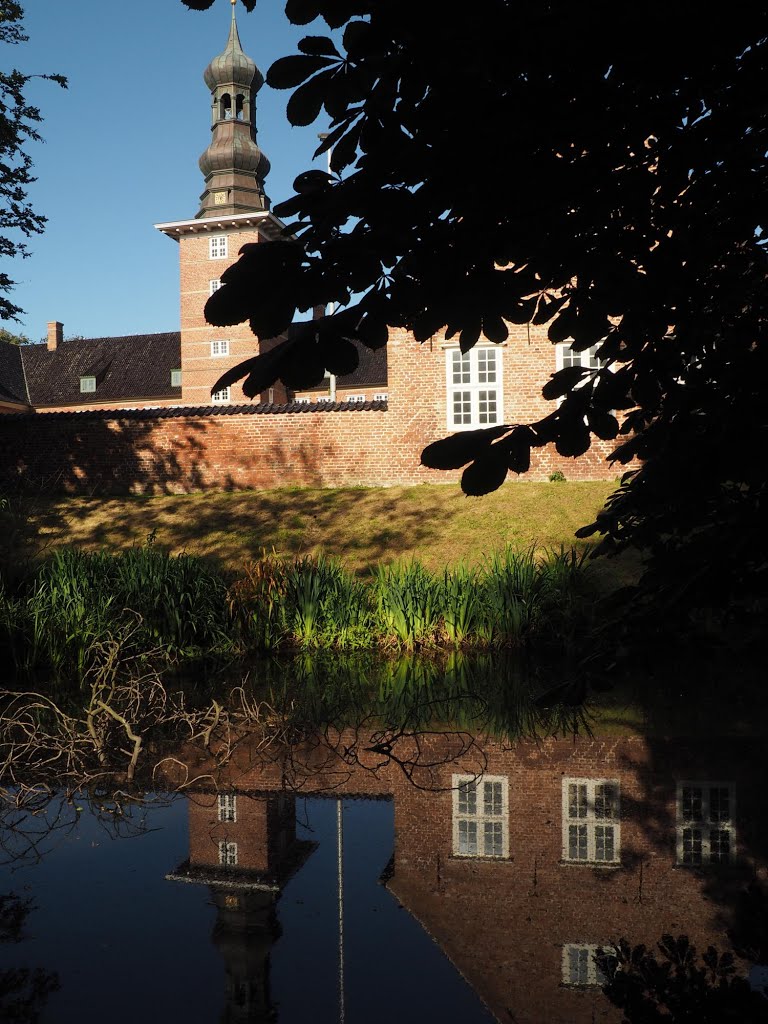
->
[10, 0, 330, 341]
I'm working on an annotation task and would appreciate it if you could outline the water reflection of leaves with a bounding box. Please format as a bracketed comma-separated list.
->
[0, 892, 60, 1022]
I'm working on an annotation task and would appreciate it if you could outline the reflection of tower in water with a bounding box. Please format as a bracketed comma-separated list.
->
[166, 790, 317, 1024]
[211, 886, 279, 1024]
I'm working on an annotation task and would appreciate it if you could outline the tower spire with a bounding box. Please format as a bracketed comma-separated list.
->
[197, 1, 270, 218]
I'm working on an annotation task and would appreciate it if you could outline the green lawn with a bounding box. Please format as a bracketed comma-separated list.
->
[29, 481, 636, 585]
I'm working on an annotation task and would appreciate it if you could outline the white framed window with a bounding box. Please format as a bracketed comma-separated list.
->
[218, 840, 238, 866]
[79, 376, 96, 394]
[343, 394, 366, 403]
[562, 779, 620, 864]
[446, 347, 502, 430]
[171, 369, 182, 388]
[676, 782, 735, 866]
[294, 396, 311, 404]
[267, 388, 275, 404]
[212, 387, 231, 404]
[373, 392, 388, 401]
[218, 794, 237, 823]
[209, 279, 222, 295]
[452, 774, 508, 858]
[562, 944, 616, 987]
[210, 339, 230, 358]
[556, 342, 606, 371]
[209, 235, 228, 259]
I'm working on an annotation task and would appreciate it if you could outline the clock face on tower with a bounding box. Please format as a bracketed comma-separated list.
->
[213, 191, 228, 205]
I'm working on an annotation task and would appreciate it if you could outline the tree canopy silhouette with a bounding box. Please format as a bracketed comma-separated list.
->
[0, 2, 66, 322]
[183, 1, 768, 618]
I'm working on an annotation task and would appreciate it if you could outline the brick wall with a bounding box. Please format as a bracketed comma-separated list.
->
[0, 324, 622, 493]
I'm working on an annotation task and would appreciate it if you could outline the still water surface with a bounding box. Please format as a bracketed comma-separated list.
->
[2, 659, 766, 1023]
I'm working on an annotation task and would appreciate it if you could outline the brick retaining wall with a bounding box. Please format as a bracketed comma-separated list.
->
[0, 400, 618, 495]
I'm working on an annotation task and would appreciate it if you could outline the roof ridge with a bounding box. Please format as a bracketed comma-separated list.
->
[17, 344, 32, 406]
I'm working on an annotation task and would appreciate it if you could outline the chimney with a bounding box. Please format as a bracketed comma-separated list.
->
[47, 321, 63, 351]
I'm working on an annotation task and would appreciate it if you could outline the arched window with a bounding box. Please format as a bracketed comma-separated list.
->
[235, 94, 245, 121]
[219, 93, 232, 120]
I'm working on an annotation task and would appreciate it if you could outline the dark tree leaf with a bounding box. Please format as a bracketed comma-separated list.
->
[281, 350, 326, 390]
[204, 282, 254, 327]
[287, 71, 332, 126]
[504, 297, 537, 325]
[284, 0, 324, 25]
[548, 306, 578, 343]
[329, 123, 361, 172]
[213, 345, 289, 398]
[180, 0, 215, 7]
[481, 316, 508, 343]
[357, 315, 389, 349]
[542, 366, 587, 400]
[503, 425, 536, 474]
[555, 421, 591, 458]
[343, 20, 372, 54]
[321, 335, 360, 375]
[293, 169, 332, 193]
[587, 408, 620, 440]
[298, 36, 340, 57]
[461, 450, 509, 496]
[267, 54, 336, 90]
[421, 426, 508, 470]
[532, 293, 568, 326]
[459, 321, 481, 353]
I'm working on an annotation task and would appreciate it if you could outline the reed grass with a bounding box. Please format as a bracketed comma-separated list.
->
[228, 545, 593, 653]
[1, 541, 231, 681]
[0, 542, 597, 682]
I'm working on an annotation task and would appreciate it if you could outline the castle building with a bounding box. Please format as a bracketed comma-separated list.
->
[0, 3, 616, 491]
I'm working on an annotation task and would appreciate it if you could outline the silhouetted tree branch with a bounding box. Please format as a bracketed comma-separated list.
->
[180, 1, 768, 623]
[0, 2, 66, 322]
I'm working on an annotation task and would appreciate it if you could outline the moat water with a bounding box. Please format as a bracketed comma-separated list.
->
[2, 656, 766, 1023]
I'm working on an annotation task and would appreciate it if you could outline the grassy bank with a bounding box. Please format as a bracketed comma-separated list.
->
[30, 482, 621, 575]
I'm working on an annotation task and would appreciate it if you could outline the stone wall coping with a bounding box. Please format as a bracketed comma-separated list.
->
[0, 399, 389, 423]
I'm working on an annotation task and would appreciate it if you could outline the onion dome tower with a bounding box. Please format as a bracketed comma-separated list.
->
[197, 0, 271, 218]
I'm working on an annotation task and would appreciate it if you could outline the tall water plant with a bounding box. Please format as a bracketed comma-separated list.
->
[374, 561, 440, 649]
[440, 564, 482, 646]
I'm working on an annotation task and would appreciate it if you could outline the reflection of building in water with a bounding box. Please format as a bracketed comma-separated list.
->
[388, 734, 767, 1024]
[167, 791, 316, 1023]
[166, 733, 768, 1024]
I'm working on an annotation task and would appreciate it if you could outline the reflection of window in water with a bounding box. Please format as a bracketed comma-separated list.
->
[224, 893, 240, 910]
[562, 779, 620, 864]
[562, 944, 616, 987]
[677, 781, 735, 865]
[218, 793, 237, 822]
[218, 840, 238, 866]
[452, 774, 508, 858]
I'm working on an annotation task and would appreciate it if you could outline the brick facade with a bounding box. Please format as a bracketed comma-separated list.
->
[0, 318, 620, 493]
[177, 225, 289, 407]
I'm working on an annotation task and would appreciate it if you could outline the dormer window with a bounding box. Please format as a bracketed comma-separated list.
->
[80, 376, 96, 394]
[171, 369, 182, 388]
